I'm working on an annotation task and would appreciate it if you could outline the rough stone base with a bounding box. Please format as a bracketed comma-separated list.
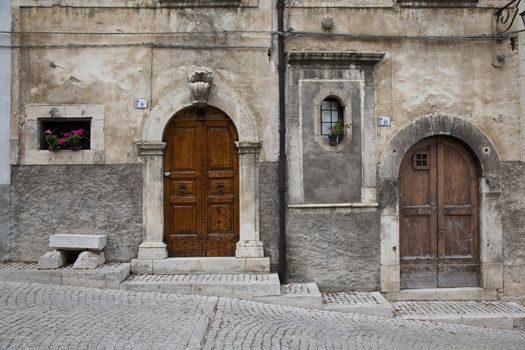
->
[287, 209, 380, 291]
[73, 251, 105, 269]
[10, 164, 143, 262]
[258, 162, 279, 273]
[38, 250, 66, 269]
[0, 185, 11, 261]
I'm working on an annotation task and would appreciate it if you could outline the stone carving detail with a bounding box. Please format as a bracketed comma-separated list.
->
[189, 70, 214, 108]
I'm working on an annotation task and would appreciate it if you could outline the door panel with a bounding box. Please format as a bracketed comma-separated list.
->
[164, 108, 239, 257]
[400, 138, 438, 289]
[437, 139, 479, 287]
[400, 137, 479, 289]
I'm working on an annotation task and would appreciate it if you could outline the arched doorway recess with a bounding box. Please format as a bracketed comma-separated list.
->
[132, 83, 268, 274]
[399, 136, 479, 289]
[379, 114, 503, 298]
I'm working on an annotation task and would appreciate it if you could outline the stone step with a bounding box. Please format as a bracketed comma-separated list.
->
[393, 301, 525, 330]
[0, 261, 130, 289]
[255, 283, 323, 309]
[131, 257, 270, 274]
[322, 291, 394, 318]
[120, 273, 281, 300]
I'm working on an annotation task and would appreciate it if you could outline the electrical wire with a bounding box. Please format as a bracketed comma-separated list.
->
[0, 25, 520, 48]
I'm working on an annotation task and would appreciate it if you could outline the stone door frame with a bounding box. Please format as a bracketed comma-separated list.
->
[136, 86, 264, 260]
[379, 114, 503, 293]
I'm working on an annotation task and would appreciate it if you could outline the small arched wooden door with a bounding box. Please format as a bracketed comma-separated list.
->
[163, 107, 239, 257]
[399, 137, 479, 289]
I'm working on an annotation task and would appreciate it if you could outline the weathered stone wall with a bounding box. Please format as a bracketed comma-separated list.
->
[287, 209, 380, 291]
[9, 0, 525, 296]
[286, 8, 520, 162]
[0, 185, 12, 261]
[14, 3, 278, 164]
[501, 161, 525, 298]
[259, 162, 279, 272]
[10, 164, 143, 262]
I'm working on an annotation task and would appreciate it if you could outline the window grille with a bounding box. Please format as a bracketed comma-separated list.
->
[320, 98, 343, 136]
[412, 151, 429, 170]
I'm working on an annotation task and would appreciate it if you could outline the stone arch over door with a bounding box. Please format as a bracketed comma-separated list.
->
[379, 114, 503, 294]
[136, 85, 263, 261]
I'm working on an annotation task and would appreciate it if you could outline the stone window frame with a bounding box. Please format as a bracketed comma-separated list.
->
[23, 104, 105, 165]
[313, 90, 352, 152]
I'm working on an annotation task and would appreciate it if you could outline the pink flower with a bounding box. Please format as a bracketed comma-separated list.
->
[57, 139, 66, 145]
[63, 132, 70, 138]
[45, 130, 53, 135]
[72, 129, 84, 135]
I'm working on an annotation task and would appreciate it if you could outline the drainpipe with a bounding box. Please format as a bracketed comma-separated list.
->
[277, 0, 287, 282]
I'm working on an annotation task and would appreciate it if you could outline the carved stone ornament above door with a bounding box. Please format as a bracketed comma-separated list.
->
[188, 70, 214, 108]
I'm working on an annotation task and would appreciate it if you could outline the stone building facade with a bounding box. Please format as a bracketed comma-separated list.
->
[2, 0, 525, 301]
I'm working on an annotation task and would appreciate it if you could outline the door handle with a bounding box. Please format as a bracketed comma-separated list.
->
[164, 172, 171, 177]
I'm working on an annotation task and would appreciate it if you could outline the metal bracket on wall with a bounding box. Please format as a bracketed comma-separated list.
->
[494, 0, 523, 34]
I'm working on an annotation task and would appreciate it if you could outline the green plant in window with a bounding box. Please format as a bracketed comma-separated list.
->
[328, 120, 351, 137]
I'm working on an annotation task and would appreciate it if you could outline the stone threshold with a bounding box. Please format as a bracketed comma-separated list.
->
[131, 257, 270, 274]
[386, 287, 498, 301]
[393, 300, 525, 330]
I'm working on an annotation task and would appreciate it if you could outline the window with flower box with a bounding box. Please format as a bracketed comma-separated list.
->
[23, 104, 105, 165]
[40, 120, 91, 151]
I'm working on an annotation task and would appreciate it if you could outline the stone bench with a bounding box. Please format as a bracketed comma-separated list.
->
[38, 234, 107, 270]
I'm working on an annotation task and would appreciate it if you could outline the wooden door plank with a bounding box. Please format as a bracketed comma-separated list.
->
[399, 138, 438, 289]
[163, 109, 204, 257]
[436, 137, 479, 288]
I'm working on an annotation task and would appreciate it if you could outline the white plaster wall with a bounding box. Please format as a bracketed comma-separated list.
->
[16, 3, 278, 164]
[0, 1, 11, 185]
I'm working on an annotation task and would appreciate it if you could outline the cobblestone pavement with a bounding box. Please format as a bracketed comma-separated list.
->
[1, 282, 524, 350]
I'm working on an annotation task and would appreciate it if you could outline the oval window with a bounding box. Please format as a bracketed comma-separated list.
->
[321, 98, 344, 146]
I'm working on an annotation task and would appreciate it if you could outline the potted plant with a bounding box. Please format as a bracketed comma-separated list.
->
[44, 128, 86, 151]
[327, 120, 351, 146]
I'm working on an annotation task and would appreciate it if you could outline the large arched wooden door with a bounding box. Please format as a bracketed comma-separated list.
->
[399, 137, 479, 289]
[163, 107, 239, 257]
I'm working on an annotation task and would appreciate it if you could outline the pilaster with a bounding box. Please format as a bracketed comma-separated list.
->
[137, 141, 168, 260]
[235, 141, 264, 258]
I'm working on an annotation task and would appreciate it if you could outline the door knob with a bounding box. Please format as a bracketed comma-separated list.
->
[164, 172, 171, 177]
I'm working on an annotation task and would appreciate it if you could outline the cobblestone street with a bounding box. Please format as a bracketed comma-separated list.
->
[0, 281, 524, 349]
